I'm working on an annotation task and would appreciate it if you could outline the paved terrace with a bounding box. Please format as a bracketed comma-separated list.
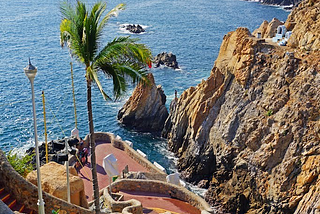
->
[78, 140, 149, 201]
[120, 190, 201, 214]
[77, 132, 209, 214]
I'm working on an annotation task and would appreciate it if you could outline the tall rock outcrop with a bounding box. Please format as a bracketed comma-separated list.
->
[118, 73, 168, 132]
[252, 18, 284, 38]
[163, 1, 320, 213]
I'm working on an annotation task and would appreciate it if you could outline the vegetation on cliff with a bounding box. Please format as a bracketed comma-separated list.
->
[6, 151, 34, 178]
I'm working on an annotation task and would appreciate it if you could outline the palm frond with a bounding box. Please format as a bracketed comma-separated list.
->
[115, 64, 149, 85]
[87, 65, 112, 100]
[95, 36, 152, 67]
[97, 3, 126, 34]
[93, 63, 128, 100]
[60, 1, 76, 21]
[60, 1, 152, 101]
[60, 19, 71, 47]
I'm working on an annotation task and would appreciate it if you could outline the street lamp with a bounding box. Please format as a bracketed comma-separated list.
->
[64, 137, 71, 203]
[24, 58, 45, 214]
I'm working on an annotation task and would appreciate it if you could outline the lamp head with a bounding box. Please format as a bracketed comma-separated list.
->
[24, 58, 37, 80]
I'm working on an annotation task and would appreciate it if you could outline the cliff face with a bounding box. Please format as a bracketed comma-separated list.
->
[247, 0, 302, 6]
[285, 0, 320, 51]
[163, 1, 320, 213]
[261, 0, 302, 6]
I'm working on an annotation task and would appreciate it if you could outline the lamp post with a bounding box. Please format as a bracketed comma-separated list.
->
[64, 137, 71, 203]
[24, 59, 45, 214]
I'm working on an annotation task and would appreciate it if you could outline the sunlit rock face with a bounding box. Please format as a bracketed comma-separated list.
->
[163, 0, 320, 213]
[27, 162, 88, 208]
[118, 73, 168, 133]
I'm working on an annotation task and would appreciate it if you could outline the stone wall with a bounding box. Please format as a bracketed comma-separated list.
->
[104, 188, 143, 214]
[87, 132, 167, 175]
[0, 150, 92, 214]
[0, 200, 14, 214]
[105, 179, 214, 214]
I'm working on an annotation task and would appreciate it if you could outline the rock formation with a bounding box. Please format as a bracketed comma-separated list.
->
[26, 162, 88, 208]
[262, 0, 302, 6]
[163, 1, 320, 213]
[246, 0, 302, 6]
[285, 0, 320, 51]
[118, 73, 168, 133]
[122, 24, 145, 34]
[154, 52, 179, 69]
[252, 18, 284, 38]
[27, 137, 78, 167]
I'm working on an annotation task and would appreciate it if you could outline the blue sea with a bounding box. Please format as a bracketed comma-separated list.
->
[0, 0, 289, 173]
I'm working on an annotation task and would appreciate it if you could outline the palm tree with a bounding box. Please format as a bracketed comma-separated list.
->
[59, 1, 152, 212]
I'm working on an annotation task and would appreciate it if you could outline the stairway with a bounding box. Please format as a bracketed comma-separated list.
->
[0, 187, 37, 214]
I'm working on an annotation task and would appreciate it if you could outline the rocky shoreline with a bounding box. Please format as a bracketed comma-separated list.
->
[26, 137, 79, 168]
[244, 0, 302, 9]
[121, 0, 320, 213]
[162, 0, 320, 213]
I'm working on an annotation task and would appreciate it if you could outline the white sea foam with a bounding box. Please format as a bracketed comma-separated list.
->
[11, 139, 36, 158]
[185, 182, 207, 198]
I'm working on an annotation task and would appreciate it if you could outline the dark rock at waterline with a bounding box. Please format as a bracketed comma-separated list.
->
[153, 52, 179, 69]
[125, 24, 145, 34]
[27, 137, 79, 168]
[245, 0, 302, 6]
[262, 0, 302, 6]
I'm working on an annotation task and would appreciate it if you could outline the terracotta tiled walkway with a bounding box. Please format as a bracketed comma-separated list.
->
[77, 141, 149, 201]
[120, 190, 201, 214]
[77, 140, 201, 214]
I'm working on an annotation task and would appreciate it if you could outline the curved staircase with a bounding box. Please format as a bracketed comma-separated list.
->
[0, 187, 37, 214]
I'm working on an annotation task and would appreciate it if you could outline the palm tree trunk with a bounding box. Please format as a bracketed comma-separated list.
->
[86, 79, 100, 214]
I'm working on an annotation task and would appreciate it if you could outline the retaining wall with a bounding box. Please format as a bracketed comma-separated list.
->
[85, 132, 167, 175]
[104, 179, 214, 214]
[103, 189, 143, 214]
[0, 150, 92, 214]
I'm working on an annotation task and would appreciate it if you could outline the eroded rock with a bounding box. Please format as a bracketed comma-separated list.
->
[163, 1, 320, 213]
[253, 18, 284, 38]
[124, 24, 145, 34]
[26, 162, 88, 208]
[285, 0, 320, 51]
[154, 52, 179, 69]
[118, 73, 168, 133]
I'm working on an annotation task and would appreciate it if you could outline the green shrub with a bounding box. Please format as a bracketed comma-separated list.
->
[6, 150, 35, 177]
[266, 109, 273, 117]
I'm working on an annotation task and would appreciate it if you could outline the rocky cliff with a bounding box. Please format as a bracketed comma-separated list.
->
[262, 0, 301, 6]
[246, 0, 302, 6]
[163, 0, 320, 213]
[285, 0, 320, 51]
[118, 73, 168, 132]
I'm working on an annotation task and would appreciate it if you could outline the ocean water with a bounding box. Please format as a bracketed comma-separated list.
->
[0, 0, 289, 173]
